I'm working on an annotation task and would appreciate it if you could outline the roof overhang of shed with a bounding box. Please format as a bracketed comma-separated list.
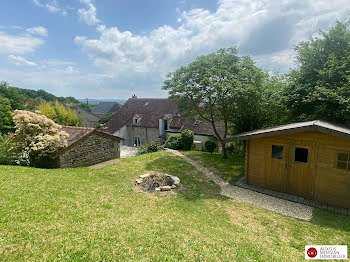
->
[226, 120, 350, 142]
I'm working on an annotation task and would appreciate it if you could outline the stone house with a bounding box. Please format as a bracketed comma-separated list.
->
[106, 96, 221, 150]
[92, 102, 121, 118]
[52, 126, 123, 168]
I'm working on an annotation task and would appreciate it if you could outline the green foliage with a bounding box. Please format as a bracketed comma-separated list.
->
[137, 141, 162, 155]
[226, 141, 245, 155]
[181, 129, 194, 150]
[204, 140, 217, 153]
[162, 47, 283, 158]
[0, 135, 16, 165]
[98, 111, 116, 125]
[164, 134, 182, 150]
[286, 21, 350, 124]
[0, 81, 79, 111]
[0, 96, 14, 134]
[38, 101, 82, 126]
[0, 82, 23, 109]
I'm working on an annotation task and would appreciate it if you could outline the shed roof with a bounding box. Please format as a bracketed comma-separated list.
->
[92, 102, 120, 115]
[227, 120, 350, 141]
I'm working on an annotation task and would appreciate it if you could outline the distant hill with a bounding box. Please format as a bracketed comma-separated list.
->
[78, 98, 126, 105]
[0, 81, 79, 111]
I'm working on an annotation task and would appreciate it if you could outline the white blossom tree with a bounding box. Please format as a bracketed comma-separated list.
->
[11, 110, 69, 167]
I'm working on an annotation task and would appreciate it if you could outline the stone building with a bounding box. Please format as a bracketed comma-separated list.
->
[53, 126, 123, 168]
[106, 96, 222, 150]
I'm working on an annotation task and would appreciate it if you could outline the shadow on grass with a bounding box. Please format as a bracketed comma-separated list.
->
[144, 154, 226, 201]
[309, 208, 350, 232]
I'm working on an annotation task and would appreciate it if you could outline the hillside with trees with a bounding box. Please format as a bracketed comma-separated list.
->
[0, 82, 83, 133]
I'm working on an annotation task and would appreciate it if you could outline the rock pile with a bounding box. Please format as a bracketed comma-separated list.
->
[135, 173, 180, 192]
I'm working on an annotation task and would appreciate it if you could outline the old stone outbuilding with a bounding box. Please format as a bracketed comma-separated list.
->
[53, 126, 124, 168]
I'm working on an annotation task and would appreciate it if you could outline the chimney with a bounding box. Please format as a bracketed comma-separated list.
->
[132, 94, 137, 99]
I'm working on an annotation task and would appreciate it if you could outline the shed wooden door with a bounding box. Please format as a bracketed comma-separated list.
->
[265, 142, 289, 192]
[287, 140, 315, 199]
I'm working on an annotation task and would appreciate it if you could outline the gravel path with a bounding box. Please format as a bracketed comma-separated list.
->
[120, 145, 138, 158]
[167, 149, 313, 221]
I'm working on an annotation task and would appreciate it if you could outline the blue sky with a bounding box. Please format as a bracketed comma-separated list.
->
[0, 0, 349, 99]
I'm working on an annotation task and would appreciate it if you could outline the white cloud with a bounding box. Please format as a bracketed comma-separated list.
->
[32, 0, 67, 16]
[26, 26, 48, 37]
[75, 0, 350, 77]
[8, 55, 38, 67]
[78, 0, 100, 26]
[0, 31, 44, 54]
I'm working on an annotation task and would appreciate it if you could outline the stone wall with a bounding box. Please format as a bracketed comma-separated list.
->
[58, 133, 120, 168]
[116, 126, 161, 146]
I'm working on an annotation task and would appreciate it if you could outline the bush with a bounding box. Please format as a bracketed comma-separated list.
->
[0, 135, 27, 166]
[137, 141, 161, 155]
[11, 110, 69, 167]
[0, 135, 15, 165]
[226, 141, 245, 154]
[181, 129, 194, 150]
[205, 140, 217, 153]
[164, 134, 182, 150]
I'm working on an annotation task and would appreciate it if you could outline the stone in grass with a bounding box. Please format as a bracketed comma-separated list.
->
[135, 179, 143, 184]
[170, 176, 180, 186]
[140, 174, 151, 179]
[159, 186, 171, 191]
[171, 185, 177, 189]
[155, 187, 161, 192]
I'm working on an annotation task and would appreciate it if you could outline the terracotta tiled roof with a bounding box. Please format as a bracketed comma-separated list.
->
[60, 126, 95, 146]
[106, 98, 224, 138]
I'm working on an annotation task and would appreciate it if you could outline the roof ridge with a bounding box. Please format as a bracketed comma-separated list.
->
[62, 125, 95, 130]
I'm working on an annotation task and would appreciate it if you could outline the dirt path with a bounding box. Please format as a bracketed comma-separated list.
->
[167, 149, 313, 221]
[89, 159, 120, 169]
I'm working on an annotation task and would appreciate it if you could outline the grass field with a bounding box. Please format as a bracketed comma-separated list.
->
[0, 151, 349, 261]
[181, 150, 245, 183]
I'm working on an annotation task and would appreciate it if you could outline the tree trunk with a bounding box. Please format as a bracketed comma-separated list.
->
[221, 141, 228, 159]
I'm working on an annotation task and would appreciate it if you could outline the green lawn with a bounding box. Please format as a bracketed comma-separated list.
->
[0, 151, 349, 261]
[182, 150, 245, 183]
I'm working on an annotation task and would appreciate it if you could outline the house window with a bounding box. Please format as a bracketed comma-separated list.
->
[336, 152, 350, 170]
[194, 119, 201, 126]
[294, 147, 308, 163]
[164, 120, 168, 131]
[271, 145, 283, 159]
[133, 137, 141, 147]
[133, 118, 138, 125]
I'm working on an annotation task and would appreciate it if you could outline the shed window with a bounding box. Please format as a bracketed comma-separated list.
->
[294, 147, 308, 163]
[336, 152, 350, 170]
[271, 145, 283, 159]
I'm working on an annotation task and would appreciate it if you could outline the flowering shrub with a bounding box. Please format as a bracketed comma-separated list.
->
[11, 110, 69, 165]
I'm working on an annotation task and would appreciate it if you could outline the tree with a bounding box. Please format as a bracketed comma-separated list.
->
[38, 101, 82, 126]
[0, 97, 13, 134]
[285, 21, 350, 124]
[163, 47, 266, 158]
[11, 110, 68, 167]
[0, 82, 23, 110]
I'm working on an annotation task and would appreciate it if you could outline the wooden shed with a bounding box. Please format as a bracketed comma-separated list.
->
[230, 120, 350, 209]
